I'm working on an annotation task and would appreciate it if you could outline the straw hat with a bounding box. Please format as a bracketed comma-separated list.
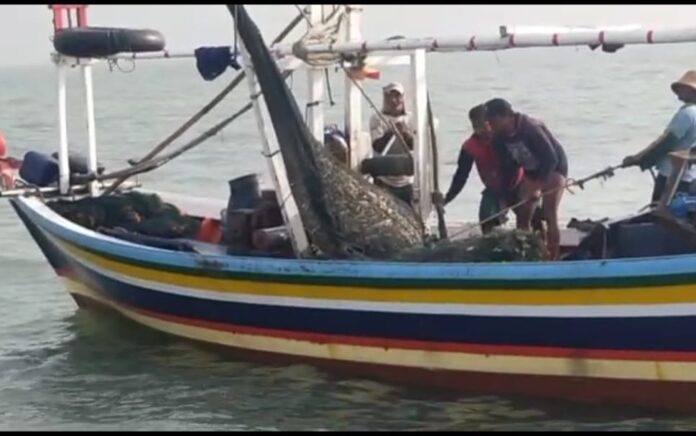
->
[671, 70, 696, 94]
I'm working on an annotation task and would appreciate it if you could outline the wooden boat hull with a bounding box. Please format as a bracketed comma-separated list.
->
[12, 195, 696, 413]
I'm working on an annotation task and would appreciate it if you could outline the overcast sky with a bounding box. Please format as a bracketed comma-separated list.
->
[2, 4, 696, 68]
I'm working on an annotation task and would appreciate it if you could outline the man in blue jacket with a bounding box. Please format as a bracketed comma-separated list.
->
[485, 98, 569, 260]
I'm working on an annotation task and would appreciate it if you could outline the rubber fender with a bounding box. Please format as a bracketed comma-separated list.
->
[360, 155, 414, 177]
[50, 152, 105, 175]
[53, 27, 166, 58]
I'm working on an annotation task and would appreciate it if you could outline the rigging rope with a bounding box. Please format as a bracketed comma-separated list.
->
[85, 69, 295, 186]
[447, 164, 625, 240]
[100, 10, 307, 195]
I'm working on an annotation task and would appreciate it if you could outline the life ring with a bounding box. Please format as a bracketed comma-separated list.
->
[53, 27, 166, 58]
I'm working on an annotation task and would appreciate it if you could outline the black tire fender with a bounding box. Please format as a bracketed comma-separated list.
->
[53, 27, 166, 58]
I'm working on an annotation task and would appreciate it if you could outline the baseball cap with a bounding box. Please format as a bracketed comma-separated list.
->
[383, 82, 404, 95]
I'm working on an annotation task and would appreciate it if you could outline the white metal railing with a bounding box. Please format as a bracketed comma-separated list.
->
[270, 26, 696, 56]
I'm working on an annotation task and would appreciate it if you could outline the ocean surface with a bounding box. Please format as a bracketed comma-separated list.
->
[2, 37, 696, 430]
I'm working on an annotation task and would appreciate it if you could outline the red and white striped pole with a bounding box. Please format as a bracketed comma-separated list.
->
[48, 4, 88, 32]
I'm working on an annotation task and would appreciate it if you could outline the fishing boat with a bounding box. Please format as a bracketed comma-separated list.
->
[10, 4, 696, 413]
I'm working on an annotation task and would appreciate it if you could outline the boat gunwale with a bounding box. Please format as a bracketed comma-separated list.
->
[12, 194, 696, 289]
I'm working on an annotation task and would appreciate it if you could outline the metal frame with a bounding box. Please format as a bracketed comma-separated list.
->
[47, 4, 696, 234]
[50, 4, 99, 196]
[272, 26, 696, 56]
[344, 4, 366, 169]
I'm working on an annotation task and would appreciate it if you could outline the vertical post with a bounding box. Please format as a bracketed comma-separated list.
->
[49, 5, 88, 32]
[409, 48, 431, 221]
[49, 5, 64, 32]
[82, 62, 98, 196]
[50, 4, 90, 196]
[57, 64, 70, 195]
[306, 5, 324, 142]
[76, 5, 88, 26]
[237, 23, 310, 256]
[344, 4, 365, 170]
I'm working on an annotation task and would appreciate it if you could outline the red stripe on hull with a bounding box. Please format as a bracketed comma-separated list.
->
[99, 292, 696, 362]
[64, 281, 696, 362]
[68, 292, 696, 414]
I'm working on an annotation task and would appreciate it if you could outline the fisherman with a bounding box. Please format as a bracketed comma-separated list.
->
[368, 81, 416, 205]
[622, 70, 696, 203]
[441, 104, 544, 234]
[442, 105, 520, 233]
[485, 98, 569, 260]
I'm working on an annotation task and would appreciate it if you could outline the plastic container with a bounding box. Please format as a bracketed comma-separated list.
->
[228, 174, 262, 210]
[669, 193, 696, 218]
[19, 151, 59, 187]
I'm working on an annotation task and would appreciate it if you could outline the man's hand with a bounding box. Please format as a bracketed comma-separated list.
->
[394, 121, 412, 137]
[622, 154, 640, 168]
[432, 191, 445, 206]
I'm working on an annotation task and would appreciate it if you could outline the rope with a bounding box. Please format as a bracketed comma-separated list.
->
[294, 4, 312, 26]
[290, 5, 346, 69]
[447, 163, 625, 240]
[339, 63, 412, 154]
[106, 58, 136, 74]
[100, 11, 307, 195]
[324, 69, 335, 106]
[85, 70, 295, 185]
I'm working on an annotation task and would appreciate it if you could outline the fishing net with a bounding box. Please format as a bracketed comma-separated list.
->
[49, 192, 200, 239]
[392, 228, 548, 263]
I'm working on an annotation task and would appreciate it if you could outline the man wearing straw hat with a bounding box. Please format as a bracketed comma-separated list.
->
[623, 70, 696, 202]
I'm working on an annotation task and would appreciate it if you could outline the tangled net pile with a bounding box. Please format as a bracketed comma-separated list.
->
[392, 229, 549, 263]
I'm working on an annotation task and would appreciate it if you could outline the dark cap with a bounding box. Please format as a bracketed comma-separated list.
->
[485, 98, 514, 118]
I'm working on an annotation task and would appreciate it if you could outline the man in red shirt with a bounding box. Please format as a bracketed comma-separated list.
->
[443, 104, 531, 234]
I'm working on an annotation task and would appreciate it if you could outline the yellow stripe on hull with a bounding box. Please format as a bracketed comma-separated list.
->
[57, 237, 696, 306]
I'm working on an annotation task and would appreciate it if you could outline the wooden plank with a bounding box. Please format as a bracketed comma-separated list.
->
[657, 151, 695, 210]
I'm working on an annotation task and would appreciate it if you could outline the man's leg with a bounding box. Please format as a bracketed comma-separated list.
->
[375, 179, 408, 204]
[479, 189, 503, 234]
[541, 172, 565, 260]
[400, 184, 414, 205]
[651, 175, 667, 204]
[515, 179, 537, 231]
[513, 185, 546, 239]
[531, 203, 547, 241]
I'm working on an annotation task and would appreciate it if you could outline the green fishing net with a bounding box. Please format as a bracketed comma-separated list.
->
[49, 192, 200, 239]
[392, 228, 548, 263]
